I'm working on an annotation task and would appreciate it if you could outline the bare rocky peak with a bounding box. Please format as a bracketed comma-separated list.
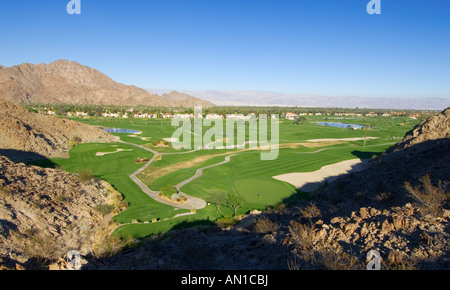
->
[47, 60, 126, 89]
[0, 60, 214, 107]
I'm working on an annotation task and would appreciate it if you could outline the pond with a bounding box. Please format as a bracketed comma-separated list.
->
[101, 128, 141, 134]
[316, 122, 365, 129]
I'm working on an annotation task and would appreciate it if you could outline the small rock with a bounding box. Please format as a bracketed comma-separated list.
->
[359, 207, 370, 219]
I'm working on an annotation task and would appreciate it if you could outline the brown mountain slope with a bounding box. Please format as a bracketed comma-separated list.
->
[0, 155, 127, 269]
[0, 60, 166, 106]
[0, 60, 214, 107]
[159, 91, 214, 108]
[0, 98, 117, 162]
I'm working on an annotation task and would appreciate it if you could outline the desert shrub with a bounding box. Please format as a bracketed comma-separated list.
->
[404, 175, 449, 216]
[94, 204, 115, 216]
[0, 185, 11, 196]
[254, 217, 278, 234]
[55, 195, 69, 203]
[287, 257, 301, 270]
[376, 192, 392, 202]
[301, 248, 362, 270]
[76, 169, 94, 183]
[94, 235, 135, 258]
[296, 202, 321, 219]
[215, 216, 238, 229]
[266, 203, 286, 213]
[24, 232, 62, 261]
[67, 136, 82, 148]
[288, 221, 316, 251]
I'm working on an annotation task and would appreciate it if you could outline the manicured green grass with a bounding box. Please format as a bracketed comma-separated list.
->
[29, 143, 190, 225]
[113, 204, 221, 238]
[33, 115, 420, 239]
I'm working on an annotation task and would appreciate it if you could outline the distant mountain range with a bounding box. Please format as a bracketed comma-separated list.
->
[148, 89, 450, 110]
[1, 59, 447, 110]
[0, 60, 214, 108]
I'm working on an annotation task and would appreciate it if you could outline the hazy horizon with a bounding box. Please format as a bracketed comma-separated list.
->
[1, 0, 450, 104]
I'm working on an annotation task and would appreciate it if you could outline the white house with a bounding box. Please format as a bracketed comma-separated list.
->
[285, 112, 299, 121]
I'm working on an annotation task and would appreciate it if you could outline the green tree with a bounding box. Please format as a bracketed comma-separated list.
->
[227, 193, 243, 216]
[209, 191, 228, 213]
[160, 185, 177, 198]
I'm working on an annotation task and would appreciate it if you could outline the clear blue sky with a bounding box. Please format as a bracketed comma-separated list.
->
[1, 0, 449, 99]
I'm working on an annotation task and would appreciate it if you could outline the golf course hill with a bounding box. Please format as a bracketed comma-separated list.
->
[78, 107, 449, 270]
[0, 97, 118, 162]
[0, 60, 214, 107]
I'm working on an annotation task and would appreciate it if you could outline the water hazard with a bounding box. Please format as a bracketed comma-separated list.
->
[101, 128, 141, 134]
[316, 122, 365, 129]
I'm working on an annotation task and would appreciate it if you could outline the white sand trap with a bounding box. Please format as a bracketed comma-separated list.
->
[306, 137, 379, 142]
[128, 134, 151, 141]
[95, 148, 134, 156]
[273, 159, 367, 192]
[163, 138, 179, 142]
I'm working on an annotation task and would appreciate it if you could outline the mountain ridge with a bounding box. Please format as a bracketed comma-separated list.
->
[0, 60, 214, 108]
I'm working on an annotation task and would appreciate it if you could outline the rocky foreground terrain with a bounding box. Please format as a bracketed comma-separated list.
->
[0, 156, 128, 270]
[0, 98, 117, 162]
[86, 108, 449, 270]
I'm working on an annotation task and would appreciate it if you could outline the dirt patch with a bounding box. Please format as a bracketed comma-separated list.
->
[95, 149, 133, 157]
[141, 152, 234, 184]
[306, 137, 379, 142]
[280, 141, 345, 149]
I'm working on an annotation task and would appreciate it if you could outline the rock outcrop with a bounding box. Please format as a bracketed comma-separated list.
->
[390, 107, 450, 151]
[0, 156, 127, 270]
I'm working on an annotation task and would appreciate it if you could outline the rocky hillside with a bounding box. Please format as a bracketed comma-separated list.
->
[0, 156, 127, 270]
[0, 60, 214, 108]
[0, 98, 117, 162]
[159, 91, 214, 108]
[86, 108, 449, 270]
[390, 107, 450, 151]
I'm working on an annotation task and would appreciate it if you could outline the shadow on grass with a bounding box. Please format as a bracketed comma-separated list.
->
[0, 149, 57, 165]
[170, 219, 217, 232]
[351, 150, 382, 160]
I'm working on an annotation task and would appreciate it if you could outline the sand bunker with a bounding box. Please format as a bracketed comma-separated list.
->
[306, 137, 379, 142]
[163, 138, 179, 142]
[95, 148, 134, 156]
[128, 134, 151, 141]
[273, 159, 367, 192]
